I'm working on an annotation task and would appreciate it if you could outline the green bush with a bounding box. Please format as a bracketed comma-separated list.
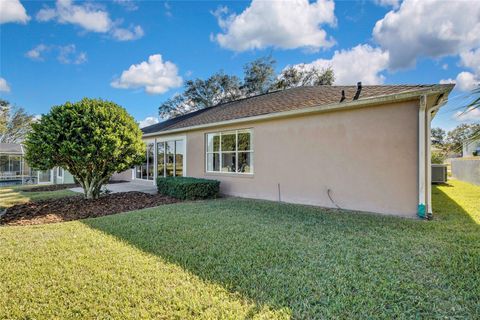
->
[157, 177, 220, 200]
[431, 150, 446, 164]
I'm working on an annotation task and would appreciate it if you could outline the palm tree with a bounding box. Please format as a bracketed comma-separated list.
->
[460, 87, 480, 115]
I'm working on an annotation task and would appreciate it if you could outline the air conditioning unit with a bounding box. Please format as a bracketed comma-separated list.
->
[431, 164, 447, 184]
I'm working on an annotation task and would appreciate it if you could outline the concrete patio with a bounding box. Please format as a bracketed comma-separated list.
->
[70, 181, 157, 195]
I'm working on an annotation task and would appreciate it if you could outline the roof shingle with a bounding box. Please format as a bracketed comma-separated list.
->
[143, 84, 453, 134]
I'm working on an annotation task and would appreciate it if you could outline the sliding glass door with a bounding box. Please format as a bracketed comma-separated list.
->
[136, 138, 185, 181]
[135, 142, 155, 181]
[157, 139, 184, 178]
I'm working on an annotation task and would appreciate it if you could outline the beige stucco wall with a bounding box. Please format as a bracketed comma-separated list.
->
[176, 100, 419, 217]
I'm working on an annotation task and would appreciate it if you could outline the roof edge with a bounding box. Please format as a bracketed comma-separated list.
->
[144, 85, 454, 138]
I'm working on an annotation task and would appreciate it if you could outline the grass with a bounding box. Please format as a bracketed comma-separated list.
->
[0, 180, 479, 319]
[0, 185, 77, 210]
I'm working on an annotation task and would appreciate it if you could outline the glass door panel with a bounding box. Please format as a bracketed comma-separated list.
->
[157, 142, 165, 178]
[38, 170, 52, 183]
[147, 143, 154, 180]
[175, 140, 184, 177]
[165, 141, 175, 177]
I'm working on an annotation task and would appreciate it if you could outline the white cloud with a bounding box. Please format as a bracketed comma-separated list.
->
[37, 0, 111, 32]
[0, 0, 30, 24]
[113, 0, 138, 12]
[25, 44, 50, 61]
[455, 72, 479, 92]
[298, 44, 390, 85]
[25, 44, 87, 64]
[460, 49, 480, 76]
[440, 72, 479, 92]
[111, 25, 144, 41]
[111, 54, 183, 94]
[440, 48, 480, 92]
[373, 0, 400, 8]
[164, 2, 172, 17]
[138, 116, 159, 128]
[455, 106, 480, 121]
[439, 78, 455, 85]
[57, 44, 87, 64]
[0, 78, 11, 92]
[36, 0, 143, 41]
[373, 0, 480, 70]
[213, 0, 336, 52]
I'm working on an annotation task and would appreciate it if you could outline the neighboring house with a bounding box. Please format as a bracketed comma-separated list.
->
[462, 139, 480, 157]
[0, 143, 75, 185]
[132, 84, 454, 218]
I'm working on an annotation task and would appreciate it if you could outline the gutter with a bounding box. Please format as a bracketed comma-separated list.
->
[143, 86, 454, 138]
[417, 95, 427, 219]
[417, 93, 448, 219]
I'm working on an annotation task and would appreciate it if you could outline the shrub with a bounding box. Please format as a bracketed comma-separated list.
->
[431, 150, 446, 164]
[24, 98, 144, 199]
[157, 177, 220, 200]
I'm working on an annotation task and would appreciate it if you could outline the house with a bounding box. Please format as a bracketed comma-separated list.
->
[0, 143, 75, 186]
[462, 139, 480, 157]
[133, 84, 454, 218]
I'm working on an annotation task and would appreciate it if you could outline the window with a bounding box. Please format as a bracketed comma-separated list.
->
[147, 143, 154, 180]
[155, 139, 185, 178]
[136, 142, 155, 180]
[175, 140, 184, 177]
[157, 142, 165, 177]
[206, 129, 253, 174]
[57, 167, 64, 178]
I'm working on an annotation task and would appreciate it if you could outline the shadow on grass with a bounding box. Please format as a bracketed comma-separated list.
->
[82, 189, 480, 318]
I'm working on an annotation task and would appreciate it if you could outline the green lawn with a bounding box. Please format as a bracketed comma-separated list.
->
[0, 185, 77, 209]
[0, 180, 479, 319]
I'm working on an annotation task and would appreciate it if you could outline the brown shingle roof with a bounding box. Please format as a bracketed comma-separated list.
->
[143, 84, 454, 134]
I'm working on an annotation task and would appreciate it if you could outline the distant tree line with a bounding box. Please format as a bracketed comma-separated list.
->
[431, 123, 480, 161]
[0, 99, 35, 143]
[159, 56, 335, 119]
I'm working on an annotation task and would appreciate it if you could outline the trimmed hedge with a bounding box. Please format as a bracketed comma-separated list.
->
[156, 177, 220, 200]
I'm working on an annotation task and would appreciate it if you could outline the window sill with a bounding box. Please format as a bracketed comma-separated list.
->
[205, 172, 254, 179]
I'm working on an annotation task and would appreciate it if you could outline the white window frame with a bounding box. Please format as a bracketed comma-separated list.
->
[57, 167, 64, 184]
[135, 135, 187, 183]
[135, 139, 155, 181]
[205, 128, 254, 175]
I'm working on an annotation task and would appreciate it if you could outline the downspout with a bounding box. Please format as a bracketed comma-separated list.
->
[418, 93, 447, 219]
[417, 95, 427, 219]
[426, 94, 447, 218]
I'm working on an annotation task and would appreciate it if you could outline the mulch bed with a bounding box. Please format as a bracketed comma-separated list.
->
[22, 183, 80, 192]
[0, 192, 179, 226]
[22, 180, 130, 192]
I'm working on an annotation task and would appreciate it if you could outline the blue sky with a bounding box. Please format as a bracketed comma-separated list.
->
[1, 0, 479, 130]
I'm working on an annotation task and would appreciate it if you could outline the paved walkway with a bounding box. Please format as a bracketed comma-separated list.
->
[70, 181, 157, 195]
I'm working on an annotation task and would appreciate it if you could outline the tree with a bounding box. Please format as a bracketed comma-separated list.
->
[242, 56, 276, 96]
[274, 65, 335, 90]
[158, 94, 193, 120]
[462, 86, 480, 114]
[158, 55, 336, 119]
[445, 123, 480, 156]
[431, 127, 446, 146]
[24, 98, 145, 199]
[0, 99, 35, 143]
[159, 72, 242, 119]
[184, 72, 242, 108]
